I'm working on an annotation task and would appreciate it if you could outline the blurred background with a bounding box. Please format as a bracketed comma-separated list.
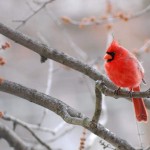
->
[0, 0, 150, 149]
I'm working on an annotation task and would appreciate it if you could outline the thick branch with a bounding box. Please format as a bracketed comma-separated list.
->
[96, 80, 150, 109]
[0, 80, 135, 150]
[0, 22, 148, 150]
[0, 22, 115, 90]
[0, 22, 149, 100]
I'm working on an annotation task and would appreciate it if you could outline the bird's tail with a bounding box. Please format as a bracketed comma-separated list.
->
[132, 86, 148, 122]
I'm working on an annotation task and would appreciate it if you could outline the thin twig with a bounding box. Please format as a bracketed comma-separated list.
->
[0, 123, 35, 150]
[134, 39, 150, 56]
[15, 0, 55, 29]
[3, 113, 75, 145]
[2, 113, 55, 134]
[0, 22, 117, 90]
[48, 125, 75, 143]
[2, 113, 52, 150]
[45, 9, 88, 60]
[37, 32, 54, 126]
[66, 4, 150, 27]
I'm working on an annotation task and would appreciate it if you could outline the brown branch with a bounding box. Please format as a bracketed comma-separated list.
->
[0, 80, 135, 150]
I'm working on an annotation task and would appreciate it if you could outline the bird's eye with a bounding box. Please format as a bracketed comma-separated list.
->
[106, 52, 115, 62]
[106, 52, 115, 56]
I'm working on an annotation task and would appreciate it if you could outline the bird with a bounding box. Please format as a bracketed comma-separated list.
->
[103, 40, 148, 122]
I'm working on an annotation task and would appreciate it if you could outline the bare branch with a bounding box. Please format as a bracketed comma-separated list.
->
[3, 113, 75, 146]
[37, 33, 54, 126]
[92, 85, 102, 123]
[65, 4, 150, 27]
[45, 10, 88, 60]
[96, 80, 150, 109]
[14, 0, 55, 29]
[48, 125, 75, 143]
[2, 114, 52, 150]
[131, 4, 150, 19]
[133, 39, 150, 56]
[0, 80, 135, 150]
[0, 22, 148, 150]
[0, 123, 32, 150]
[0, 22, 116, 89]
[2, 113, 55, 134]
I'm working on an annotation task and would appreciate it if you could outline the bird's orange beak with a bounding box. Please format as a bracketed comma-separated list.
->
[104, 53, 112, 60]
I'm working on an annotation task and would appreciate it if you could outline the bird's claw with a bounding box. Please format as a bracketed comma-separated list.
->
[128, 89, 133, 98]
[113, 87, 121, 98]
[146, 88, 150, 93]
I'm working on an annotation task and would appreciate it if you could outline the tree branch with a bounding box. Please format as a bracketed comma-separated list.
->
[14, 0, 55, 29]
[2, 114, 52, 150]
[0, 22, 115, 90]
[0, 123, 32, 150]
[92, 85, 102, 123]
[0, 22, 149, 149]
[3, 113, 55, 134]
[96, 80, 150, 109]
[0, 22, 149, 105]
[0, 80, 135, 150]
[65, 4, 150, 26]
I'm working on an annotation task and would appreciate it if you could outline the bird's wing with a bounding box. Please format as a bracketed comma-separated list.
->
[128, 54, 146, 84]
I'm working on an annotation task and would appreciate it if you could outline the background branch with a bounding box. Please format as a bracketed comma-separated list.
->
[14, 0, 55, 29]
[64, 4, 150, 26]
[2, 113, 55, 134]
[0, 123, 33, 150]
[2, 114, 52, 150]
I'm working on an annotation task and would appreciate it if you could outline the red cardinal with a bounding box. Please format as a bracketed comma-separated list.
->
[104, 40, 148, 122]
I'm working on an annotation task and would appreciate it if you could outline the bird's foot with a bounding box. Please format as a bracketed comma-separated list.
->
[146, 88, 150, 93]
[113, 87, 121, 98]
[128, 89, 133, 98]
[146, 88, 150, 98]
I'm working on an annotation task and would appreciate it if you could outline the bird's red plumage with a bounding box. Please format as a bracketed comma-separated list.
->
[104, 40, 148, 122]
